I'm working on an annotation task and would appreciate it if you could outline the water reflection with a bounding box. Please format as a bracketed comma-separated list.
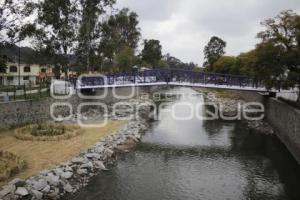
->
[70, 88, 300, 200]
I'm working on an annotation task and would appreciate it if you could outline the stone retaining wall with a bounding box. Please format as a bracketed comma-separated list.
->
[0, 86, 164, 129]
[0, 97, 80, 129]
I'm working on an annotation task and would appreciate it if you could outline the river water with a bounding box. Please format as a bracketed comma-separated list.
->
[71, 88, 300, 200]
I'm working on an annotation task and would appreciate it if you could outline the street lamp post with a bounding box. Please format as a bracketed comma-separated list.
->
[18, 39, 21, 86]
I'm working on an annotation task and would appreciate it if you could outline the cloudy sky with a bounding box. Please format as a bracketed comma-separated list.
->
[116, 0, 300, 65]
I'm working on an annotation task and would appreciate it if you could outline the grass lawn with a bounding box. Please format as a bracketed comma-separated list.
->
[0, 120, 126, 185]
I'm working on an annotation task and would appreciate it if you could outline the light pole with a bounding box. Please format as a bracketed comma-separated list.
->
[18, 39, 21, 86]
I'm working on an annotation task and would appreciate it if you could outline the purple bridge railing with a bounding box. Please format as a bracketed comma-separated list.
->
[70, 68, 265, 91]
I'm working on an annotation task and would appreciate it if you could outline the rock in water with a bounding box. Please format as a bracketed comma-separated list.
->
[71, 157, 86, 164]
[64, 183, 73, 193]
[77, 168, 88, 175]
[42, 185, 51, 193]
[94, 161, 108, 170]
[79, 162, 93, 170]
[0, 184, 15, 199]
[48, 188, 59, 199]
[9, 178, 26, 187]
[31, 189, 43, 199]
[104, 148, 114, 157]
[45, 174, 60, 186]
[61, 171, 73, 179]
[15, 187, 29, 196]
[32, 179, 48, 191]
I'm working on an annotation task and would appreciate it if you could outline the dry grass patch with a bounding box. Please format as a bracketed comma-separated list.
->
[194, 88, 241, 100]
[0, 151, 25, 182]
[213, 90, 241, 100]
[0, 120, 126, 185]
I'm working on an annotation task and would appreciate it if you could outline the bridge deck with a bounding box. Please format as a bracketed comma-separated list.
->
[73, 68, 268, 92]
[77, 82, 267, 92]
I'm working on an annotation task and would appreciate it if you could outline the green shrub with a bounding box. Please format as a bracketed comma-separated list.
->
[14, 124, 82, 141]
[31, 124, 66, 136]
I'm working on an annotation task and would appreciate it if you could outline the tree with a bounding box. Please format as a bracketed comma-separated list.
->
[0, 55, 7, 73]
[141, 39, 162, 68]
[158, 59, 169, 68]
[203, 36, 226, 71]
[0, 0, 37, 44]
[184, 62, 198, 71]
[0, 0, 17, 42]
[257, 10, 300, 94]
[159, 53, 198, 70]
[26, 0, 79, 78]
[254, 41, 286, 89]
[76, 0, 115, 73]
[0, 0, 36, 79]
[0, 0, 9, 42]
[116, 46, 136, 71]
[164, 53, 181, 68]
[235, 50, 258, 76]
[99, 8, 141, 70]
[212, 56, 236, 74]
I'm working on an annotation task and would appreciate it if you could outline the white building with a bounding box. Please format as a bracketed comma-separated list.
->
[0, 63, 55, 86]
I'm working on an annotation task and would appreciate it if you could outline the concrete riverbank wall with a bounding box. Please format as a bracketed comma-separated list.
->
[265, 98, 300, 164]
[234, 90, 300, 164]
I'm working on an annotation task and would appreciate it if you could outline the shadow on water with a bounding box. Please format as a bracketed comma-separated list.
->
[70, 88, 300, 200]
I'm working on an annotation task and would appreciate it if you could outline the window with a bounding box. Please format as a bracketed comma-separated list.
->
[24, 66, 31, 72]
[23, 76, 29, 81]
[41, 68, 47, 73]
[9, 66, 17, 73]
[7, 77, 14, 81]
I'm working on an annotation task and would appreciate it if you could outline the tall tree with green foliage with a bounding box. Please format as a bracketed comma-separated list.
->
[164, 53, 181, 68]
[0, 55, 7, 73]
[0, 0, 37, 44]
[24, 0, 79, 77]
[235, 50, 258, 76]
[0, 0, 35, 75]
[116, 46, 136, 71]
[99, 8, 140, 70]
[253, 42, 285, 89]
[0, 0, 8, 42]
[160, 53, 198, 70]
[76, 0, 115, 73]
[256, 10, 300, 94]
[141, 39, 162, 68]
[212, 56, 236, 74]
[203, 36, 226, 71]
[0, 1, 7, 73]
[0, 0, 17, 42]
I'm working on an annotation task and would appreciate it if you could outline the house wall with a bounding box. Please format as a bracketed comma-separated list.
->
[1, 63, 54, 86]
[2, 76, 37, 86]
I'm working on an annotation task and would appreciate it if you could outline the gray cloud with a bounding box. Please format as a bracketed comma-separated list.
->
[116, 0, 177, 21]
[116, 0, 300, 65]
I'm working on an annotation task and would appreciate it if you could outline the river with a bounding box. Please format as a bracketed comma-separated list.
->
[70, 88, 300, 200]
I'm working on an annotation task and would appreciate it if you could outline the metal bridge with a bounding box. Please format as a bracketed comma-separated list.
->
[75, 68, 267, 92]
